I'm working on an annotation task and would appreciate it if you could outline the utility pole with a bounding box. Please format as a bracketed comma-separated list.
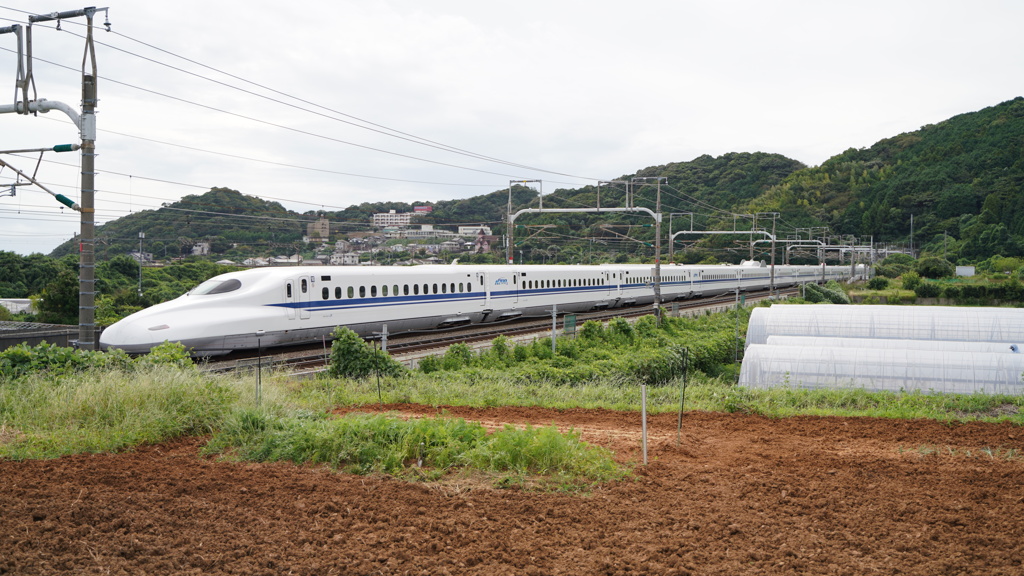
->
[909, 213, 914, 258]
[137, 231, 145, 297]
[506, 179, 541, 264]
[632, 176, 665, 322]
[21, 7, 108, 350]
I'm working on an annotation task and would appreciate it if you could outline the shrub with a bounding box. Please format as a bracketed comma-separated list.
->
[876, 254, 915, 278]
[900, 271, 921, 291]
[915, 257, 955, 279]
[867, 277, 889, 290]
[578, 320, 604, 340]
[607, 318, 635, 344]
[913, 281, 942, 298]
[942, 284, 963, 300]
[804, 282, 850, 304]
[0, 341, 135, 380]
[442, 343, 475, 371]
[329, 326, 405, 379]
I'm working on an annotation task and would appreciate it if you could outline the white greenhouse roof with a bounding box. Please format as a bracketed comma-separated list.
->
[746, 305, 1024, 347]
[765, 335, 1022, 354]
[739, 344, 1024, 395]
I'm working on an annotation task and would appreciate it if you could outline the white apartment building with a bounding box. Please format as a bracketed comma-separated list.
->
[373, 210, 414, 228]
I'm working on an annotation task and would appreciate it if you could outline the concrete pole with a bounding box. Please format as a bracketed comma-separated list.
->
[79, 73, 97, 349]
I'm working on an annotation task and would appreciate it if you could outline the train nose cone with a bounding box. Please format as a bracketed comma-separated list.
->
[100, 318, 172, 354]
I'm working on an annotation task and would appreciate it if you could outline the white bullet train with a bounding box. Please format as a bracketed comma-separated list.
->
[99, 261, 854, 356]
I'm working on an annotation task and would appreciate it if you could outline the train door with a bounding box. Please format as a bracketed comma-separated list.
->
[476, 271, 490, 307]
[605, 270, 623, 298]
[298, 276, 311, 320]
[284, 280, 296, 320]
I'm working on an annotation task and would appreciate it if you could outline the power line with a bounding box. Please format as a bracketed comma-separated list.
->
[0, 41, 593, 185]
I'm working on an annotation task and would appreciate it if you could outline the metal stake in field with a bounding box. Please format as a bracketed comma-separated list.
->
[255, 330, 265, 406]
[641, 384, 648, 466]
[676, 348, 689, 446]
[550, 305, 557, 355]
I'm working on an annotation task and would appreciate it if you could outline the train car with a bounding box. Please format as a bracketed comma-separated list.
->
[99, 261, 852, 356]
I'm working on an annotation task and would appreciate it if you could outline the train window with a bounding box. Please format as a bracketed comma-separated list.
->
[192, 278, 242, 295]
[432, 283, 438, 294]
[441, 283, 447, 294]
[450, 283, 455, 293]
[371, 286, 377, 297]
[466, 283, 472, 292]
[424, 284, 430, 294]
[359, 286, 366, 298]
[479, 276, 483, 286]
[393, 285, 399, 296]
[286, 283, 292, 298]
[513, 275, 517, 285]
[348, 286, 354, 298]
[382, 285, 389, 296]
[404, 284, 410, 296]
[335, 287, 341, 299]
[459, 282, 464, 292]
[301, 279, 308, 293]
[413, 284, 419, 295]
[322, 287, 329, 300]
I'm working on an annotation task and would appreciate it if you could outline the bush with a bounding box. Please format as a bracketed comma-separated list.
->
[942, 284, 963, 300]
[900, 271, 921, 291]
[578, 320, 604, 340]
[442, 343, 474, 371]
[994, 279, 1024, 301]
[804, 282, 851, 304]
[867, 277, 889, 290]
[876, 254, 915, 278]
[915, 257, 955, 279]
[328, 326, 405, 379]
[913, 281, 942, 298]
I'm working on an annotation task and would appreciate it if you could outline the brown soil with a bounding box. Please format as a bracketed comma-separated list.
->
[3, 405, 1023, 575]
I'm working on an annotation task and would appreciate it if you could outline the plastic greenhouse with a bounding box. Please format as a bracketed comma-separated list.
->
[738, 345, 1024, 395]
[765, 335, 1021, 355]
[746, 305, 1024, 347]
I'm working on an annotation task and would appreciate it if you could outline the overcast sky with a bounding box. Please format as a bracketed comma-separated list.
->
[1, 0, 1022, 255]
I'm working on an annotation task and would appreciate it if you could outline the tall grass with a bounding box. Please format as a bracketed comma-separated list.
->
[294, 369, 1024, 424]
[203, 410, 626, 489]
[0, 365, 282, 460]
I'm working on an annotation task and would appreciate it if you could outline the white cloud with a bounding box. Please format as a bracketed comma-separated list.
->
[1, 0, 1023, 254]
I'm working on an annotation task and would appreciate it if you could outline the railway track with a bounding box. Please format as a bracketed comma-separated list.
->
[202, 287, 796, 375]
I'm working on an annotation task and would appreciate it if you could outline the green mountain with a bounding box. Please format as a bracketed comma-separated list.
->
[47, 98, 1024, 264]
[743, 97, 1024, 260]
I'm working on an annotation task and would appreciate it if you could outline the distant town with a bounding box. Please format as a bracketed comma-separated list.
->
[129, 206, 498, 267]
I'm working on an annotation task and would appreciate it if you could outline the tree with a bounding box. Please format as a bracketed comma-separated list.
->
[914, 257, 955, 279]
[36, 266, 79, 324]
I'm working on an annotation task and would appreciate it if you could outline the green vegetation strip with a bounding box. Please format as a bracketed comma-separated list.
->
[203, 410, 626, 490]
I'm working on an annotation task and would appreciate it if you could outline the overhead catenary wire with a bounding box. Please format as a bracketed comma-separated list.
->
[5, 10, 598, 181]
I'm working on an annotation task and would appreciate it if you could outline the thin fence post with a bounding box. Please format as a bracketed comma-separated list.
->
[641, 384, 648, 466]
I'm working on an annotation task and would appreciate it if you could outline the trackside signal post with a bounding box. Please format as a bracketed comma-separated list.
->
[1, 7, 110, 350]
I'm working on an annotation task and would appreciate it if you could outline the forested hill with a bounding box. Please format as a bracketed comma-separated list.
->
[744, 97, 1024, 260]
[46, 97, 1024, 263]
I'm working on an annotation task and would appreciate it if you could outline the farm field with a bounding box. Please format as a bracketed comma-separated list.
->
[2, 404, 1023, 575]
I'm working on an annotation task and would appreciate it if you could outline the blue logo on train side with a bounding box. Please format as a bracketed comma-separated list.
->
[494, 278, 509, 286]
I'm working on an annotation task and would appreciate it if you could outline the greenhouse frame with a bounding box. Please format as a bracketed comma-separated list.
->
[741, 305, 1024, 394]
[747, 305, 1024, 347]
[739, 345, 1024, 395]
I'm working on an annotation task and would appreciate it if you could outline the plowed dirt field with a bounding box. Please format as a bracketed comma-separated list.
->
[3, 404, 1023, 575]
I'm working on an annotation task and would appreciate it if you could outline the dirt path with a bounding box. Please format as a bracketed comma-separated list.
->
[3, 405, 1023, 575]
